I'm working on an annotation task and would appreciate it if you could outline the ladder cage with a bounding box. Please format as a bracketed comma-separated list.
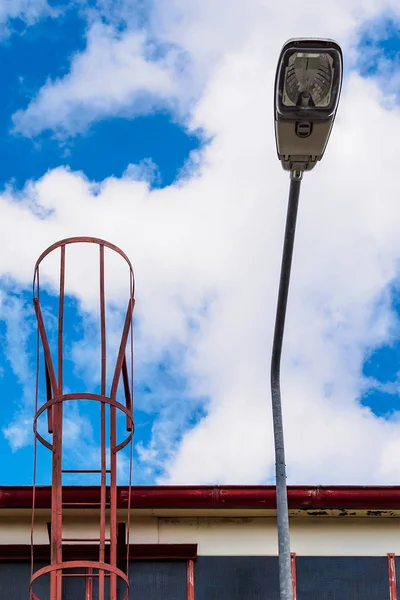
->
[30, 237, 135, 600]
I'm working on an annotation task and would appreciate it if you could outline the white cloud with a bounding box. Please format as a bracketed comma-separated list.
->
[4, 0, 400, 485]
[10, 0, 400, 138]
[0, 288, 36, 451]
[0, 0, 51, 25]
[12, 21, 179, 137]
[3, 418, 32, 452]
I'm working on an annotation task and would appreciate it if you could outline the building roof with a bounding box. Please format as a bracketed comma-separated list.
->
[1, 485, 400, 510]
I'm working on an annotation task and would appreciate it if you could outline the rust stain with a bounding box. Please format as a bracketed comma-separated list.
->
[388, 553, 397, 600]
[187, 559, 195, 600]
[307, 510, 328, 516]
[290, 553, 296, 600]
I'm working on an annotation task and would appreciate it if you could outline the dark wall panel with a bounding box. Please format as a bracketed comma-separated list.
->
[195, 556, 280, 600]
[0, 560, 186, 600]
[128, 560, 186, 600]
[61, 567, 95, 600]
[296, 556, 389, 600]
[0, 562, 49, 600]
[0, 556, 392, 599]
[394, 556, 400, 599]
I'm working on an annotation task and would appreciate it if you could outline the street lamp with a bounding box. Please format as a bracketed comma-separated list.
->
[271, 39, 343, 600]
[275, 38, 343, 172]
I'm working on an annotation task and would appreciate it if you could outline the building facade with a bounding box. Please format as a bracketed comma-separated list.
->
[0, 485, 400, 599]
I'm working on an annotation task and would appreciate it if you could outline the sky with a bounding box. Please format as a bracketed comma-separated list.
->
[1, 0, 400, 486]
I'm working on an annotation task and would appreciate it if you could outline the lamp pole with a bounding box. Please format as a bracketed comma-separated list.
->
[271, 38, 343, 600]
[271, 169, 302, 600]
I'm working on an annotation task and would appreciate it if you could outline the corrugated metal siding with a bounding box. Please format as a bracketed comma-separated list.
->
[1, 562, 49, 600]
[394, 556, 400, 598]
[296, 557, 389, 599]
[195, 556, 280, 599]
[5, 562, 90, 599]
[0, 557, 393, 599]
[1, 561, 186, 599]
[62, 568, 101, 600]
[128, 560, 186, 599]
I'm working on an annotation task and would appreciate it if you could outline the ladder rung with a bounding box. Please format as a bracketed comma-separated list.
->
[62, 502, 110, 507]
[61, 573, 111, 578]
[62, 537, 111, 542]
[62, 469, 111, 473]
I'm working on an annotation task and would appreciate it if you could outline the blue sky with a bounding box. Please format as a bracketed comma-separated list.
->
[0, 7, 200, 188]
[0, 1, 204, 485]
[2, 1, 400, 486]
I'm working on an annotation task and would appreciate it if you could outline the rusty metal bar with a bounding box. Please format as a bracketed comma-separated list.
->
[62, 538, 111, 543]
[130, 269, 134, 417]
[31, 560, 129, 584]
[58, 245, 65, 392]
[187, 559, 195, 600]
[63, 572, 110, 578]
[85, 566, 93, 600]
[50, 393, 62, 599]
[110, 299, 134, 399]
[45, 363, 53, 434]
[62, 470, 111, 474]
[34, 237, 134, 275]
[125, 271, 134, 582]
[61, 503, 103, 507]
[31, 286, 41, 589]
[110, 405, 117, 599]
[100, 244, 106, 395]
[55, 244, 65, 599]
[99, 244, 106, 600]
[122, 356, 132, 432]
[388, 553, 397, 600]
[49, 246, 65, 599]
[290, 552, 296, 600]
[33, 300, 58, 396]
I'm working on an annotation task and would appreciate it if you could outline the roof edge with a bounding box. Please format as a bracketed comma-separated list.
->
[1, 486, 400, 510]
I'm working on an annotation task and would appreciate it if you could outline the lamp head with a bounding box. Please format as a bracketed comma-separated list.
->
[274, 38, 343, 172]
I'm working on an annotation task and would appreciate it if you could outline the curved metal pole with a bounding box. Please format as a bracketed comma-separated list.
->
[271, 169, 302, 600]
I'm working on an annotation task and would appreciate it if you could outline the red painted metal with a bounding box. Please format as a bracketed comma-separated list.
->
[118, 485, 400, 510]
[0, 544, 198, 561]
[85, 567, 93, 600]
[187, 558, 195, 600]
[30, 238, 135, 600]
[4, 485, 400, 510]
[290, 553, 296, 600]
[31, 561, 129, 586]
[388, 553, 397, 600]
[99, 244, 106, 600]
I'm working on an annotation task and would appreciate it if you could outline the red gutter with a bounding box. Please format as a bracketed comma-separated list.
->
[1, 485, 400, 510]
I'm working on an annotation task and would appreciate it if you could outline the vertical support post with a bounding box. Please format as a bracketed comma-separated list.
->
[109, 273, 118, 600]
[110, 298, 133, 600]
[99, 245, 106, 600]
[187, 559, 195, 600]
[388, 553, 397, 600]
[110, 406, 117, 599]
[50, 245, 65, 600]
[85, 567, 93, 600]
[58, 245, 65, 396]
[290, 553, 296, 600]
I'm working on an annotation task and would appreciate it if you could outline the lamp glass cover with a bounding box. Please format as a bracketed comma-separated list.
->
[282, 52, 333, 108]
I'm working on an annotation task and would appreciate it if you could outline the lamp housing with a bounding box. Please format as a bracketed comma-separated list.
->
[274, 38, 343, 172]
